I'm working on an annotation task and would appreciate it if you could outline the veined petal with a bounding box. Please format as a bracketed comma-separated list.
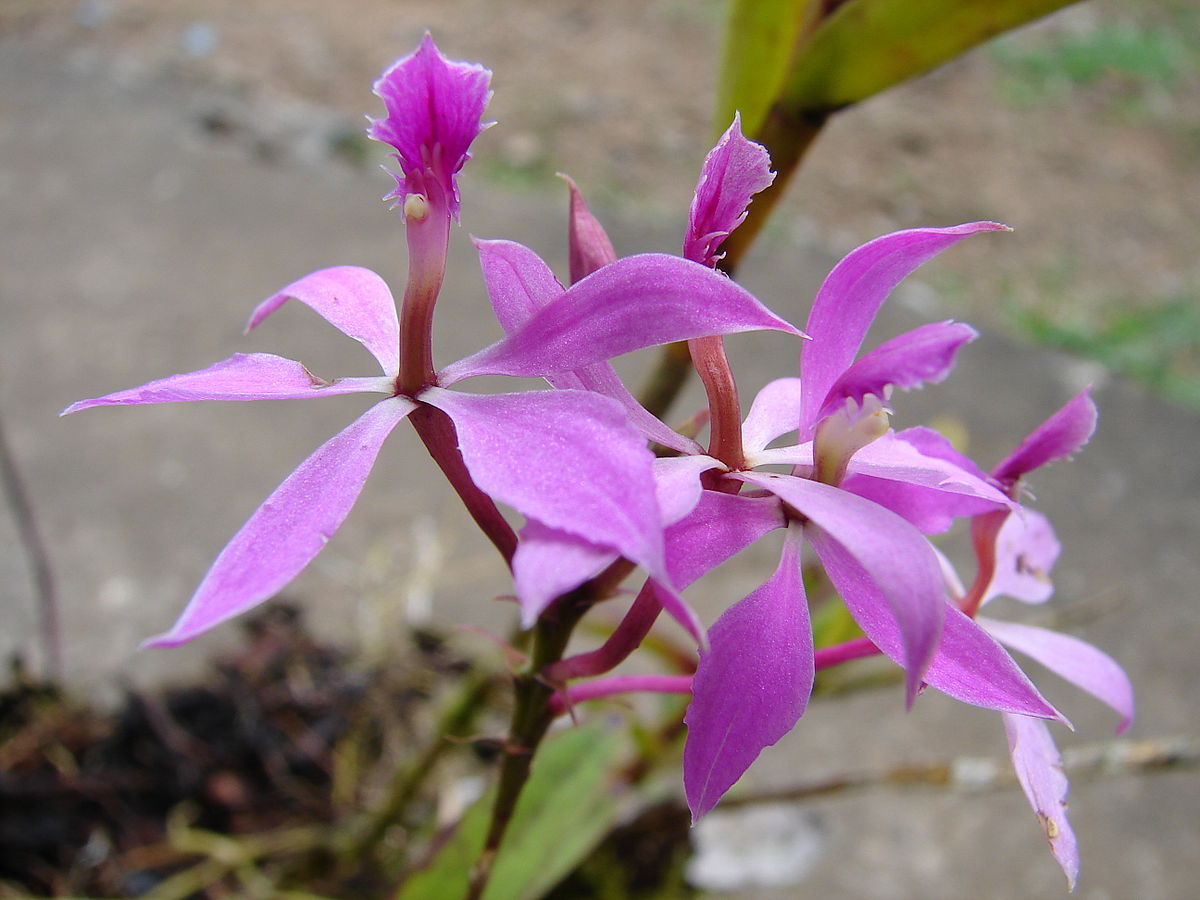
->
[738, 472, 943, 701]
[512, 522, 618, 626]
[562, 174, 618, 283]
[472, 238, 699, 453]
[684, 114, 775, 268]
[800, 222, 1009, 437]
[817, 321, 978, 422]
[741, 377, 803, 453]
[894, 426, 991, 482]
[61, 353, 393, 414]
[367, 34, 492, 220]
[839, 431, 1014, 532]
[982, 618, 1134, 732]
[246, 267, 401, 375]
[665, 491, 786, 589]
[684, 525, 811, 820]
[143, 397, 416, 647]
[808, 532, 1061, 719]
[440, 253, 802, 383]
[993, 389, 1098, 487]
[982, 510, 1060, 604]
[1003, 714, 1079, 889]
[421, 387, 677, 604]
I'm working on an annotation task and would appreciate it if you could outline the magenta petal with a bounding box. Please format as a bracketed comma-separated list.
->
[512, 521, 618, 626]
[421, 386, 672, 587]
[982, 618, 1134, 732]
[61, 353, 393, 414]
[993, 389, 1098, 486]
[982, 510, 1061, 603]
[800, 222, 1009, 436]
[817, 321, 978, 421]
[683, 114, 775, 268]
[684, 526, 811, 819]
[562, 174, 618, 283]
[367, 34, 492, 220]
[741, 378, 803, 453]
[440, 253, 802, 383]
[246, 267, 401, 375]
[739, 472, 943, 700]
[654, 455, 725, 526]
[665, 491, 786, 589]
[143, 398, 416, 647]
[1003, 714, 1079, 889]
[841, 473, 1002, 534]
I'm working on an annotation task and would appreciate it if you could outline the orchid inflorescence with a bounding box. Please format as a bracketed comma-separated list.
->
[65, 34, 1132, 889]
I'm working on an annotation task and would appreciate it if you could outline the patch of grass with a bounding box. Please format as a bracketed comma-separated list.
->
[992, 10, 1198, 109]
[1010, 291, 1200, 407]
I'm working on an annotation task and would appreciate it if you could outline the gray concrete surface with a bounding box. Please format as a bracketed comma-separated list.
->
[2, 35, 1197, 899]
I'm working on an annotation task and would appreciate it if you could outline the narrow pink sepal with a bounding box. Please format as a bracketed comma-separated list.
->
[684, 114, 775, 268]
[61, 354, 393, 414]
[1003, 714, 1079, 889]
[741, 378, 803, 454]
[817, 321, 978, 422]
[808, 532, 1062, 719]
[440, 253, 803, 383]
[421, 387, 675, 599]
[246, 267, 401, 375]
[471, 239, 698, 453]
[993, 389, 1097, 487]
[512, 522, 617, 626]
[143, 397, 416, 647]
[738, 471, 944, 701]
[367, 34, 492, 220]
[800, 222, 1009, 437]
[684, 526, 812, 819]
[982, 510, 1061, 603]
[654, 455, 725, 526]
[664, 492, 786, 589]
[982, 618, 1134, 732]
[561, 174, 618, 283]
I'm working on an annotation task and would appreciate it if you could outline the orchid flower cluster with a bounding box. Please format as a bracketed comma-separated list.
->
[66, 36, 1132, 890]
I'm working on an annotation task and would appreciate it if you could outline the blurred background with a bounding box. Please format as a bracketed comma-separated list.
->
[2, 1, 1198, 897]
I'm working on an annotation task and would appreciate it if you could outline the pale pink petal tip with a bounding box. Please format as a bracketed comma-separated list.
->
[367, 34, 493, 218]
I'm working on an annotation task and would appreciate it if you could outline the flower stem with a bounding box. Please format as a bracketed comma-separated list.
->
[549, 674, 693, 716]
[398, 190, 451, 394]
[544, 581, 663, 682]
[814, 636, 880, 670]
[688, 335, 745, 470]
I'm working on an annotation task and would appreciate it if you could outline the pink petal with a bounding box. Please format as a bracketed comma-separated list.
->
[841, 472, 1002, 534]
[61, 353, 393, 414]
[982, 618, 1134, 732]
[982, 510, 1061, 604]
[993, 389, 1098, 487]
[684, 525, 811, 819]
[738, 471, 944, 701]
[440, 253, 802, 383]
[894, 426, 991, 482]
[741, 377, 803, 453]
[817, 321, 978, 422]
[654, 455, 725, 526]
[143, 397, 416, 647]
[811, 535, 1061, 719]
[421, 387, 681, 618]
[471, 238, 699, 453]
[683, 114, 775, 268]
[664, 491, 786, 589]
[1003, 714, 1079, 889]
[512, 522, 618, 626]
[562, 174, 618, 283]
[367, 34, 492, 220]
[800, 222, 1009, 437]
[246, 267, 401, 375]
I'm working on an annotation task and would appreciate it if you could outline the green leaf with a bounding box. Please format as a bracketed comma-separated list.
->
[716, 0, 816, 138]
[397, 721, 623, 900]
[781, 0, 1084, 112]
